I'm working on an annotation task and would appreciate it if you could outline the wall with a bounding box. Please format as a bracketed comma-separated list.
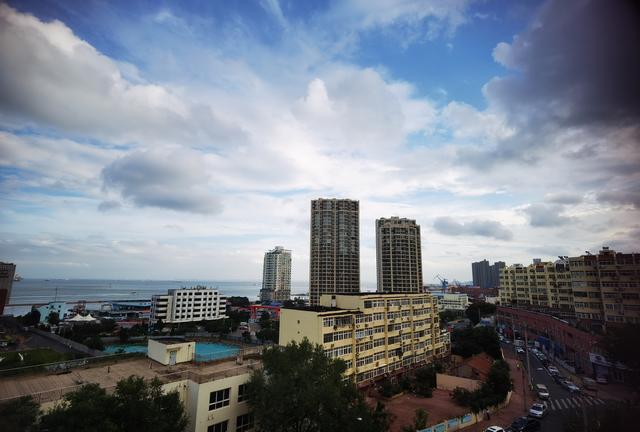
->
[147, 339, 195, 365]
[279, 309, 324, 346]
[435, 373, 481, 391]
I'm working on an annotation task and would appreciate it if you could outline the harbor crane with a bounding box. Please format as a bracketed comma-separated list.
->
[434, 274, 448, 291]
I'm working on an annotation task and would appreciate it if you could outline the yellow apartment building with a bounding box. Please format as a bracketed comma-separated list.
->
[279, 292, 450, 385]
[569, 247, 640, 327]
[498, 259, 573, 312]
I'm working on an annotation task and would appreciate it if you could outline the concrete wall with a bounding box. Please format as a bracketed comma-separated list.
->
[435, 373, 481, 391]
[279, 309, 324, 346]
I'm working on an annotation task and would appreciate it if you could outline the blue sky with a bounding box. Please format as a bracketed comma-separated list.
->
[0, 0, 638, 283]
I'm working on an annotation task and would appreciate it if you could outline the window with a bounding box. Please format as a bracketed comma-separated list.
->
[207, 420, 228, 432]
[236, 413, 254, 432]
[209, 388, 230, 410]
[238, 384, 248, 402]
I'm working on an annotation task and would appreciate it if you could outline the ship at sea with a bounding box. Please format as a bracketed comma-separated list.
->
[13, 273, 23, 282]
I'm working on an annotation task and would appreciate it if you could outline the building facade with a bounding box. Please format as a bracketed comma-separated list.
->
[498, 259, 573, 313]
[472, 260, 504, 289]
[432, 292, 470, 311]
[376, 217, 423, 293]
[279, 293, 450, 385]
[569, 247, 640, 328]
[309, 198, 360, 305]
[151, 287, 227, 324]
[260, 246, 291, 303]
[0, 262, 16, 315]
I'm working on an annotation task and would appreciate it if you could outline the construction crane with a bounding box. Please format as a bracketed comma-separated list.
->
[434, 274, 448, 291]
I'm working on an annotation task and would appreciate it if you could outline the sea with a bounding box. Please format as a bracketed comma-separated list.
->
[5, 279, 312, 316]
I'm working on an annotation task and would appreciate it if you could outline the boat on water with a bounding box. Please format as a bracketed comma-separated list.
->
[13, 274, 23, 282]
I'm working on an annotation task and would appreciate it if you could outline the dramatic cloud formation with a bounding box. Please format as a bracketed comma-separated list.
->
[0, 0, 637, 283]
[433, 217, 513, 241]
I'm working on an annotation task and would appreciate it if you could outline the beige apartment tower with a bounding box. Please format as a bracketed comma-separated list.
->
[498, 259, 573, 312]
[260, 246, 291, 303]
[279, 292, 450, 385]
[569, 247, 640, 328]
[309, 198, 360, 305]
[376, 217, 423, 293]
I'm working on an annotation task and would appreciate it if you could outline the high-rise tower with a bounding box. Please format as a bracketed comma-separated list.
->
[376, 217, 423, 293]
[260, 246, 291, 303]
[309, 198, 360, 305]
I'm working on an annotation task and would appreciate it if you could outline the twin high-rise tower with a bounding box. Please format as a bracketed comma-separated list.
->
[309, 199, 423, 305]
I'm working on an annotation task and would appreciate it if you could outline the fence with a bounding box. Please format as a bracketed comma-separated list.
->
[418, 391, 513, 432]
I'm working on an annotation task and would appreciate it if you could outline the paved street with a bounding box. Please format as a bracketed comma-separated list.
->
[513, 343, 615, 432]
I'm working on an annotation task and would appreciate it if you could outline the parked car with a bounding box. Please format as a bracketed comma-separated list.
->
[535, 384, 550, 400]
[582, 377, 597, 390]
[485, 427, 505, 432]
[529, 403, 548, 418]
[516, 347, 525, 354]
[507, 416, 541, 432]
[547, 365, 559, 375]
[596, 376, 608, 384]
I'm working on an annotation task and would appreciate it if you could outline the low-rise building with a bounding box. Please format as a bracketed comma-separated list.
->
[279, 292, 450, 385]
[0, 340, 258, 432]
[0, 262, 16, 315]
[151, 287, 227, 324]
[432, 292, 470, 311]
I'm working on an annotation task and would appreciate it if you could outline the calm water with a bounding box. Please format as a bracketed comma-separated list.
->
[6, 279, 312, 315]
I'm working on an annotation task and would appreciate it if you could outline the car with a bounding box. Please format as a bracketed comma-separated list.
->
[595, 376, 608, 384]
[507, 416, 541, 432]
[552, 373, 565, 384]
[560, 379, 581, 393]
[535, 384, 550, 400]
[528, 403, 547, 418]
[485, 427, 505, 432]
[547, 365, 559, 375]
[516, 347, 525, 354]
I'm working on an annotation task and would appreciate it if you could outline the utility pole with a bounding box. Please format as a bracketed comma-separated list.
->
[524, 324, 532, 388]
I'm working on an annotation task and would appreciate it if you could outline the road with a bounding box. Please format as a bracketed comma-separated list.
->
[510, 342, 614, 432]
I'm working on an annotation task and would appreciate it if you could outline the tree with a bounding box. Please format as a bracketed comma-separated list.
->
[465, 302, 496, 325]
[85, 334, 104, 350]
[601, 323, 640, 385]
[451, 360, 512, 413]
[247, 339, 389, 432]
[0, 396, 39, 432]
[451, 327, 501, 359]
[439, 310, 464, 326]
[227, 296, 251, 307]
[401, 408, 428, 432]
[23, 308, 41, 326]
[47, 311, 60, 326]
[39, 377, 188, 432]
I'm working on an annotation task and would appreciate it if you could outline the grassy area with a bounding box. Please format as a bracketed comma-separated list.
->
[0, 348, 74, 370]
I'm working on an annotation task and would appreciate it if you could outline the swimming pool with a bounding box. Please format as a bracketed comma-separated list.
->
[103, 342, 239, 361]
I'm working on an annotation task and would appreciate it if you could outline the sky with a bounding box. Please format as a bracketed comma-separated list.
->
[0, 0, 639, 284]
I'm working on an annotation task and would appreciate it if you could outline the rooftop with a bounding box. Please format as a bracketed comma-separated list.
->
[0, 353, 261, 405]
[151, 338, 195, 345]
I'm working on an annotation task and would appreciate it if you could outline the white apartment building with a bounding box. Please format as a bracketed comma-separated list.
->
[151, 287, 227, 324]
[260, 246, 291, 303]
[432, 292, 470, 311]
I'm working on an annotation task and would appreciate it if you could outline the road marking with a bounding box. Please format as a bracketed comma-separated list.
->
[581, 396, 594, 406]
[595, 398, 605, 405]
[566, 398, 576, 408]
[558, 399, 568, 409]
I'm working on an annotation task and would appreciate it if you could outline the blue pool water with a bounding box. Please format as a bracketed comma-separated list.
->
[103, 342, 239, 361]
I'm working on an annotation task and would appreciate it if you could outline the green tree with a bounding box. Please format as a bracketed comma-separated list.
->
[85, 334, 105, 350]
[39, 377, 188, 432]
[247, 339, 389, 432]
[401, 408, 428, 432]
[47, 311, 60, 326]
[439, 310, 464, 326]
[227, 296, 251, 307]
[601, 323, 640, 385]
[23, 308, 41, 326]
[0, 396, 39, 432]
[451, 327, 501, 359]
[465, 302, 496, 325]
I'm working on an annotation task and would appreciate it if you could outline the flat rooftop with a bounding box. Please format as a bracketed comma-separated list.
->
[0, 354, 261, 404]
[151, 338, 195, 345]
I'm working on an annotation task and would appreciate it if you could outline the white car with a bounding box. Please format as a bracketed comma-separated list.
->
[516, 347, 525, 354]
[535, 384, 549, 400]
[565, 381, 581, 393]
[485, 427, 505, 432]
[548, 366, 559, 374]
[529, 403, 547, 418]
